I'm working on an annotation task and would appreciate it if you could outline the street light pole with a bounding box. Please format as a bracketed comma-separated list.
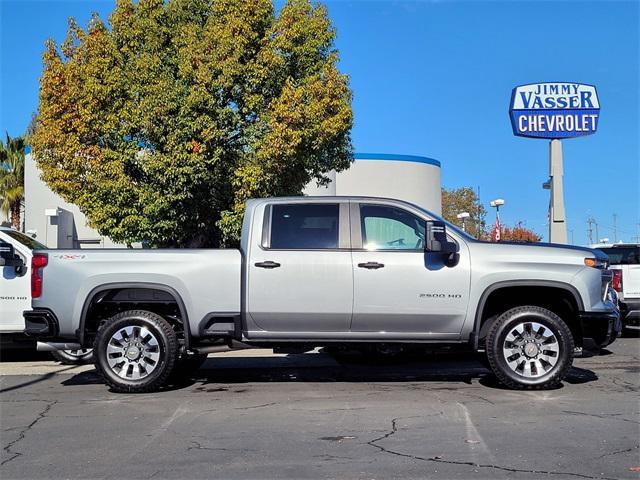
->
[456, 212, 470, 232]
[490, 199, 505, 241]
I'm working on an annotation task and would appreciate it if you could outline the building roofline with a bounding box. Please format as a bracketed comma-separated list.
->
[25, 147, 441, 168]
[354, 152, 440, 167]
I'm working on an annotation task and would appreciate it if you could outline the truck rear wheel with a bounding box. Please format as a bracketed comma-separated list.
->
[486, 306, 574, 389]
[94, 310, 178, 393]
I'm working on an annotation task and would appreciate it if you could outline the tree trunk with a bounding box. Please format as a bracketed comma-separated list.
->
[10, 203, 20, 230]
[186, 233, 208, 248]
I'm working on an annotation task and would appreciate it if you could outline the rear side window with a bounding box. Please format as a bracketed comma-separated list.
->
[270, 204, 339, 249]
[599, 247, 640, 265]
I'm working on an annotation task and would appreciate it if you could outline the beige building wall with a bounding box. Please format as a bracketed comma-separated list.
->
[304, 153, 442, 214]
[23, 153, 127, 248]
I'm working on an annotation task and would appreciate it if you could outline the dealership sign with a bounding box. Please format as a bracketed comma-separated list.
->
[509, 82, 600, 139]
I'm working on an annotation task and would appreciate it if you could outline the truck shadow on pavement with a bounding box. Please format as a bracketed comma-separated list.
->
[57, 351, 600, 393]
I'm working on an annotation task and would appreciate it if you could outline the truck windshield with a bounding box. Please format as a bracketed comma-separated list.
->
[597, 246, 639, 265]
[2, 230, 47, 250]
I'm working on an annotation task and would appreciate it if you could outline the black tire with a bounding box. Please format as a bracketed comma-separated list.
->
[51, 348, 94, 365]
[486, 306, 574, 390]
[93, 310, 178, 393]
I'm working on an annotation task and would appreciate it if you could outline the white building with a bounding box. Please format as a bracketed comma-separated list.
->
[304, 153, 442, 214]
[24, 152, 124, 248]
[23, 151, 442, 247]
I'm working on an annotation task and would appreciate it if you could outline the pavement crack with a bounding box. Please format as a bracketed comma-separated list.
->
[563, 410, 640, 425]
[233, 402, 278, 410]
[186, 440, 229, 452]
[1, 399, 58, 466]
[366, 416, 619, 480]
[597, 444, 640, 458]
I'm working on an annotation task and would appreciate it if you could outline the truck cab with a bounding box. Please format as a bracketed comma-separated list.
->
[241, 198, 470, 341]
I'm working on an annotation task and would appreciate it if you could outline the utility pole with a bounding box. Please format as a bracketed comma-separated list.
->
[476, 185, 481, 238]
[587, 216, 595, 245]
[613, 214, 618, 242]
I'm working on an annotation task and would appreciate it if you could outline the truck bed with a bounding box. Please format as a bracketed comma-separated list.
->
[33, 249, 242, 339]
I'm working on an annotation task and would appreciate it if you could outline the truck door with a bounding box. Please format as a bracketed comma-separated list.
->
[350, 202, 471, 337]
[247, 202, 353, 333]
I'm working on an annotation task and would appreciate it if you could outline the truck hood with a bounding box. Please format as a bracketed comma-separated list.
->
[467, 240, 608, 265]
[494, 241, 608, 260]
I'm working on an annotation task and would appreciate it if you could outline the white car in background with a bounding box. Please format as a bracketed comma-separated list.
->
[0, 226, 93, 364]
[592, 243, 640, 330]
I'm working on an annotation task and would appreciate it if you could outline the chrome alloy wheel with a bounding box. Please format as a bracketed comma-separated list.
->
[502, 321, 560, 378]
[106, 326, 160, 380]
[63, 349, 92, 357]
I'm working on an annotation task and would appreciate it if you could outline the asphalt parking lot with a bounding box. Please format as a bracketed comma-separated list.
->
[1, 334, 639, 480]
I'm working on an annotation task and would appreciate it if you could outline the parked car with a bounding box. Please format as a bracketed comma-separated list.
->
[592, 243, 639, 330]
[0, 227, 93, 364]
[20, 197, 619, 392]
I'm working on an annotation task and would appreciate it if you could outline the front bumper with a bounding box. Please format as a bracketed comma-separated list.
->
[619, 299, 640, 326]
[23, 309, 59, 338]
[579, 309, 621, 348]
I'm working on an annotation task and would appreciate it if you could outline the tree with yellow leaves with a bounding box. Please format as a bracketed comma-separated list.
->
[31, 0, 353, 247]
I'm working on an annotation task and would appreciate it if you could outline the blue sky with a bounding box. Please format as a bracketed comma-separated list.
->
[1, 0, 638, 244]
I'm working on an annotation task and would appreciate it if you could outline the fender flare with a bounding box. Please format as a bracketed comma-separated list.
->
[78, 282, 191, 348]
[472, 280, 584, 350]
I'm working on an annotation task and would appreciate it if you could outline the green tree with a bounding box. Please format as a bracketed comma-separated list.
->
[0, 134, 26, 230]
[31, 0, 353, 247]
[441, 186, 486, 239]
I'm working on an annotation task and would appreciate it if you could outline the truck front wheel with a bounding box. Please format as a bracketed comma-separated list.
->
[486, 306, 574, 389]
[94, 310, 178, 393]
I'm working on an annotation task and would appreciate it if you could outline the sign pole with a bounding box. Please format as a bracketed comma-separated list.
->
[549, 139, 567, 243]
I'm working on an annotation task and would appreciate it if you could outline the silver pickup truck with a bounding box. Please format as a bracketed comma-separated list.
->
[21, 196, 620, 392]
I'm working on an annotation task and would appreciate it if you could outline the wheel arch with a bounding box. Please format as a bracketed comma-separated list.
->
[472, 280, 584, 350]
[79, 282, 191, 349]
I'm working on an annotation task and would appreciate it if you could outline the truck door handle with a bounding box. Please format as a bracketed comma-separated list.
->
[358, 261, 385, 269]
[255, 261, 281, 269]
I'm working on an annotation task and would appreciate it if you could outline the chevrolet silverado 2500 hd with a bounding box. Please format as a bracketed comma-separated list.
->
[22, 197, 620, 392]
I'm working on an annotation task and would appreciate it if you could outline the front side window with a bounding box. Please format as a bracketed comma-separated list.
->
[360, 205, 425, 250]
[270, 204, 339, 249]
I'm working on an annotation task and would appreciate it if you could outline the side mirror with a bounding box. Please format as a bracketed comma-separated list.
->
[425, 221, 460, 267]
[0, 241, 26, 271]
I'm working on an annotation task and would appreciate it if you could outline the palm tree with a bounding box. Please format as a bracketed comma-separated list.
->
[0, 134, 26, 230]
